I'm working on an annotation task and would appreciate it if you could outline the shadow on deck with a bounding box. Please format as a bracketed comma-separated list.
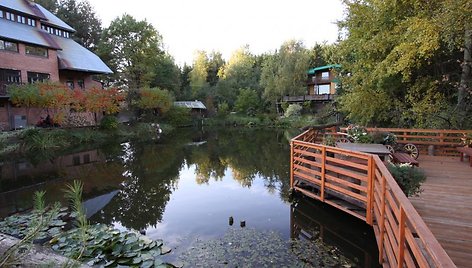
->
[410, 155, 472, 268]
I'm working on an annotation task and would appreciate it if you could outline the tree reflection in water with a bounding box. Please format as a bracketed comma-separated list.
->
[91, 128, 292, 231]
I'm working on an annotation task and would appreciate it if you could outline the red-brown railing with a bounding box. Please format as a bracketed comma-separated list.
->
[291, 129, 456, 267]
[339, 128, 472, 156]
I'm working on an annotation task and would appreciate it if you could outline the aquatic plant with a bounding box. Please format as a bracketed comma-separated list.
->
[0, 191, 61, 266]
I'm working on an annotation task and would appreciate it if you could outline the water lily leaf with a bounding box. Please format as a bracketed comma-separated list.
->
[132, 256, 142, 264]
[141, 259, 153, 268]
[160, 246, 172, 255]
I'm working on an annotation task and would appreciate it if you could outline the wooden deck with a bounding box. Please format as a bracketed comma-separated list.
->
[410, 155, 472, 268]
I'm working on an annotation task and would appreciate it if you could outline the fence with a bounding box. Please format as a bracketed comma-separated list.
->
[291, 129, 456, 267]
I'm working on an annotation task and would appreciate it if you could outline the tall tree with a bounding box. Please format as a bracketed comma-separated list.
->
[216, 46, 261, 107]
[189, 51, 209, 99]
[151, 53, 181, 96]
[179, 64, 193, 100]
[337, 0, 469, 128]
[34, 0, 58, 12]
[97, 14, 164, 90]
[206, 51, 224, 87]
[260, 40, 310, 104]
[50, 0, 102, 50]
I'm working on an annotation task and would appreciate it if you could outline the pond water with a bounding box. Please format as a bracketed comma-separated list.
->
[0, 127, 379, 267]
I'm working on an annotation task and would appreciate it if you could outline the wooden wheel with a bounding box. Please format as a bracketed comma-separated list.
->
[385, 144, 395, 161]
[336, 137, 351, 143]
[403, 143, 419, 159]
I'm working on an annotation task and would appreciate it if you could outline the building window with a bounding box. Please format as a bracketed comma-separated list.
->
[77, 79, 85, 89]
[0, 69, 22, 84]
[6, 12, 13, 21]
[73, 155, 81, 166]
[83, 154, 90, 164]
[0, 39, 19, 52]
[27, 18, 36, 27]
[66, 80, 74, 89]
[27, 72, 50, 83]
[0, 10, 3, 18]
[25, 45, 48, 57]
[317, 84, 331, 95]
[321, 72, 329, 79]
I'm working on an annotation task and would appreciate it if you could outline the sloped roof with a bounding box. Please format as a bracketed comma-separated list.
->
[52, 35, 112, 74]
[307, 64, 341, 74]
[0, 0, 46, 19]
[35, 3, 75, 32]
[0, 19, 61, 49]
[174, 101, 207, 109]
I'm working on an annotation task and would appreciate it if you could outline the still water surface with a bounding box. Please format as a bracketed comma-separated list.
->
[0, 128, 379, 267]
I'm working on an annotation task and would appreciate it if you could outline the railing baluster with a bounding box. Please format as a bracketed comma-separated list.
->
[290, 141, 294, 189]
[379, 174, 386, 264]
[398, 207, 406, 268]
[321, 146, 326, 201]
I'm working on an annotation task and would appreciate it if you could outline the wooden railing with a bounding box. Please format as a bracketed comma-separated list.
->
[291, 129, 456, 267]
[339, 128, 472, 156]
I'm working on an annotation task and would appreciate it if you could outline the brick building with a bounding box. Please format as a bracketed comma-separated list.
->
[0, 0, 112, 130]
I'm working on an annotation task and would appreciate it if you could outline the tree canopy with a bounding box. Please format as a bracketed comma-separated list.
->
[337, 0, 472, 128]
[97, 14, 164, 90]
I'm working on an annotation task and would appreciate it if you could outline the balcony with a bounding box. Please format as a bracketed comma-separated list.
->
[282, 94, 334, 103]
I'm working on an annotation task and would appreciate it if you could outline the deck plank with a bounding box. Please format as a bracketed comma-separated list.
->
[410, 155, 472, 268]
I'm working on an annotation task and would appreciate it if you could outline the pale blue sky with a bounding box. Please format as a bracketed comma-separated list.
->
[90, 0, 345, 65]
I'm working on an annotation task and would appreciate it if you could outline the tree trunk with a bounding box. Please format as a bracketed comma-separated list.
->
[457, 28, 472, 120]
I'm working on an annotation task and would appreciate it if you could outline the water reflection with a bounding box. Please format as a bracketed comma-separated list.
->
[291, 196, 379, 267]
[0, 127, 379, 266]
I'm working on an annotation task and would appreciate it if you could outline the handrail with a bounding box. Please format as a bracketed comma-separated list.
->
[290, 129, 456, 267]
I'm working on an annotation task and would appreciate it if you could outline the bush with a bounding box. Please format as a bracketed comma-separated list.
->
[284, 104, 302, 117]
[387, 163, 426, 197]
[346, 124, 373, 143]
[371, 131, 397, 145]
[235, 89, 259, 115]
[217, 102, 230, 117]
[163, 106, 192, 126]
[20, 128, 69, 151]
[100, 115, 119, 130]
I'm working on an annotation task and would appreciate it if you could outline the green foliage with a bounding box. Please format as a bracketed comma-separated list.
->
[234, 89, 259, 115]
[260, 40, 310, 102]
[387, 163, 426, 197]
[8, 83, 40, 109]
[100, 115, 119, 130]
[20, 128, 70, 152]
[0, 191, 61, 267]
[55, 0, 102, 50]
[217, 102, 230, 117]
[284, 104, 302, 118]
[136, 87, 173, 114]
[162, 106, 192, 126]
[338, 0, 472, 128]
[346, 125, 373, 143]
[98, 14, 163, 89]
[189, 51, 210, 98]
[151, 53, 181, 95]
[51, 224, 172, 267]
[371, 131, 397, 145]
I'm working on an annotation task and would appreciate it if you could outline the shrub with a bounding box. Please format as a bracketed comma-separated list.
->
[163, 106, 192, 126]
[284, 104, 302, 117]
[217, 102, 230, 117]
[100, 115, 119, 130]
[387, 163, 426, 197]
[371, 131, 397, 145]
[346, 124, 373, 143]
[235, 89, 259, 115]
[136, 87, 173, 114]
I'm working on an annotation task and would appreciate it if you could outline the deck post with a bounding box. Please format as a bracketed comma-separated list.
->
[320, 146, 326, 201]
[397, 207, 406, 268]
[366, 156, 374, 225]
[290, 141, 294, 189]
